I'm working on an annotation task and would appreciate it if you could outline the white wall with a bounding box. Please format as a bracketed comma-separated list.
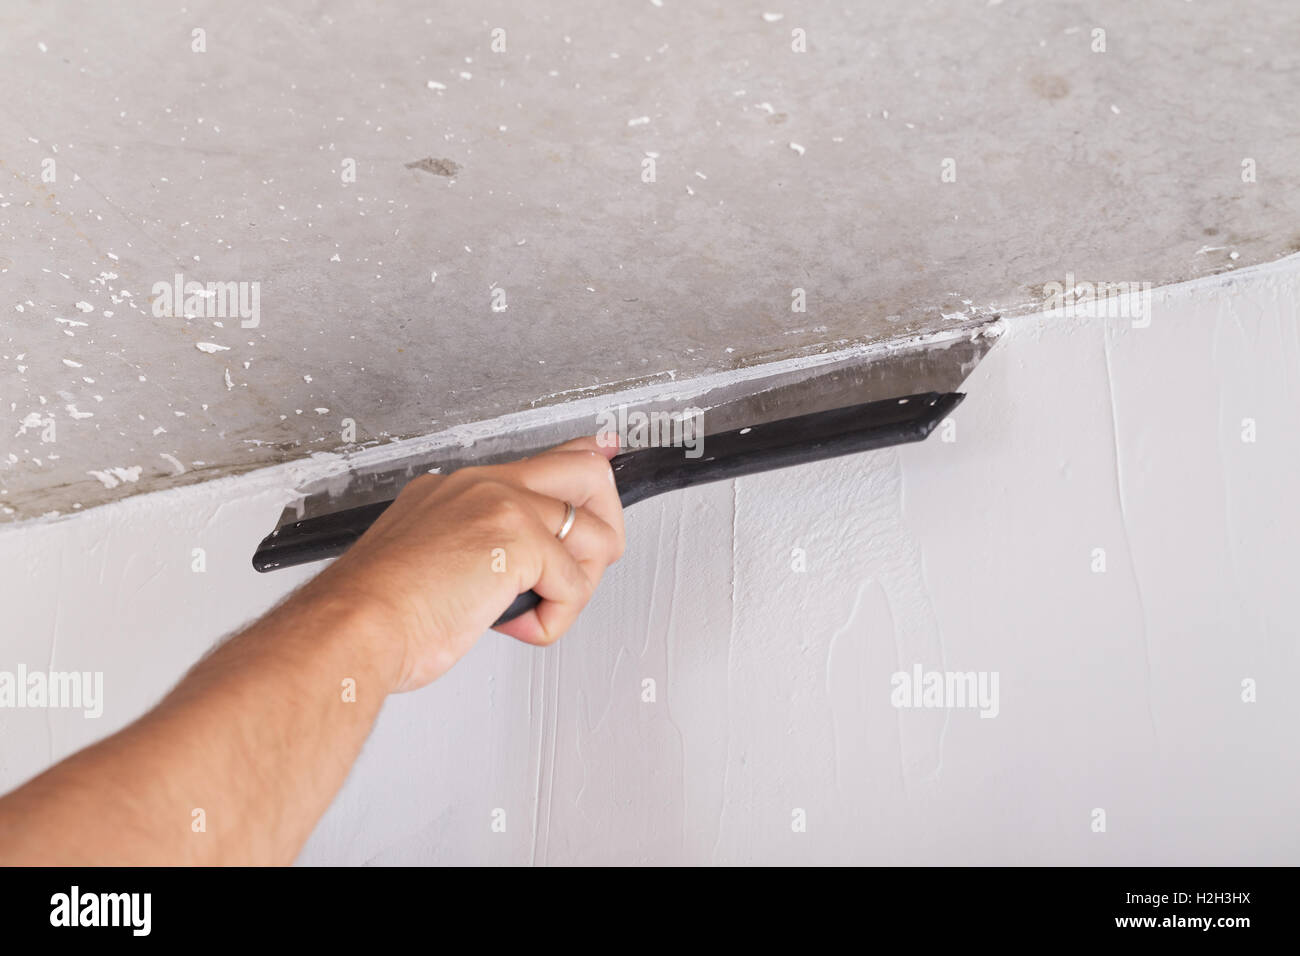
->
[3, 257, 1298, 864]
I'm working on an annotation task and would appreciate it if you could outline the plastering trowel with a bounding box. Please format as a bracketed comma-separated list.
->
[252, 322, 1000, 625]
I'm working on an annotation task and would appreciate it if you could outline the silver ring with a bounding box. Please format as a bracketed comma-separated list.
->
[556, 501, 577, 541]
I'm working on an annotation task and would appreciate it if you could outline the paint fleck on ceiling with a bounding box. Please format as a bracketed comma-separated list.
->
[2, 0, 1298, 520]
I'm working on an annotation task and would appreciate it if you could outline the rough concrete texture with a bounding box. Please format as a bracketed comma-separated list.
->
[3, 256, 1296, 863]
[3, 0, 1298, 520]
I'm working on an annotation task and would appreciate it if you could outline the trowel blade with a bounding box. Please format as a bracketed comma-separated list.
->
[268, 320, 1001, 532]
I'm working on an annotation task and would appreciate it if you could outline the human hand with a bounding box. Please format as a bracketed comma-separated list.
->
[302, 436, 626, 693]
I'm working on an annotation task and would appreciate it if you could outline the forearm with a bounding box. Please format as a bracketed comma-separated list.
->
[0, 585, 399, 865]
[0, 438, 623, 865]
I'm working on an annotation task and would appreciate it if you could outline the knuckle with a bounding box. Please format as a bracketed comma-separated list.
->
[485, 488, 528, 527]
[559, 449, 601, 474]
[581, 451, 611, 475]
[444, 465, 485, 489]
[449, 479, 528, 537]
[593, 515, 625, 561]
[575, 452, 616, 495]
[596, 522, 621, 561]
[572, 562, 596, 596]
[401, 473, 440, 497]
[535, 625, 565, 647]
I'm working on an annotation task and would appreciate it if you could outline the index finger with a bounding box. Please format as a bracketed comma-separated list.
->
[537, 433, 621, 460]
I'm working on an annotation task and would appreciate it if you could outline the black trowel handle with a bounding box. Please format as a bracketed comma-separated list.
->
[253, 391, 964, 627]
[496, 591, 543, 626]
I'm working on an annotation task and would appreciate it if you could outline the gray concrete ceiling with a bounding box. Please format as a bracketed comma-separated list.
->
[3, 0, 1298, 520]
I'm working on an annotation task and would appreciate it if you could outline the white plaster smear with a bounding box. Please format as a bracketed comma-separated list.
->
[1, 255, 1298, 864]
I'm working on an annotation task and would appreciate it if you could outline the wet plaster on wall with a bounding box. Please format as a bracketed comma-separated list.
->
[1, 256, 1298, 863]
[3, 0, 1300, 521]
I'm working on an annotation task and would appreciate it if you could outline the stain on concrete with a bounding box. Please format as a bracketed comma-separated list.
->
[1029, 73, 1070, 100]
[405, 157, 462, 177]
